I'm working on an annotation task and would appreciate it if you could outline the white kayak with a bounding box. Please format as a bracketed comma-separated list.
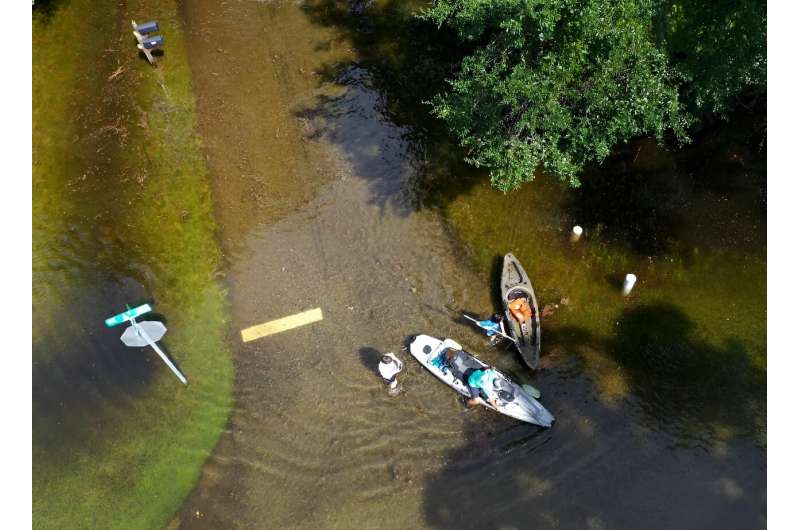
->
[408, 334, 554, 427]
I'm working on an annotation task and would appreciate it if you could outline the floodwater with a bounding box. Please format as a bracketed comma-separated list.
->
[174, 1, 765, 530]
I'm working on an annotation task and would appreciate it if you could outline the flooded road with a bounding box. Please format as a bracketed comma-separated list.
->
[175, 1, 765, 529]
[177, 4, 488, 526]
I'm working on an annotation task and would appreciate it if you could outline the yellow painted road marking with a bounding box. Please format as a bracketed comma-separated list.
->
[241, 307, 323, 342]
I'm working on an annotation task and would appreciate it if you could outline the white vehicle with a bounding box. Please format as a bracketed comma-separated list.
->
[408, 334, 554, 427]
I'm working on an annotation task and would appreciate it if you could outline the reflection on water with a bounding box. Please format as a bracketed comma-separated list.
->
[296, 66, 422, 214]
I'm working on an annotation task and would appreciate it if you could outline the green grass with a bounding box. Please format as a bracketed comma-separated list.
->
[33, 1, 233, 528]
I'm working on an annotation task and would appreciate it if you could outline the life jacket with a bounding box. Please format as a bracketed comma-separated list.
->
[508, 298, 533, 322]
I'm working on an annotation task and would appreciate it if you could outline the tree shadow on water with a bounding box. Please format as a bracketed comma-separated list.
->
[567, 162, 692, 255]
[566, 100, 766, 257]
[32, 323, 159, 453]
[422, 374, 765, 530]
[544, 302, 765, 445]
[32, 0, 68, 22]
[606, 302, 765, 444]
[296, 0, 486, 215]
[422, 303, 766, 529]
[295, 67, 423, 216]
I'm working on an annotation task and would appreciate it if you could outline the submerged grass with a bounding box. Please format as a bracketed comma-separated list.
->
[33, 1, 232, 528]
[438, 143, 766, 445]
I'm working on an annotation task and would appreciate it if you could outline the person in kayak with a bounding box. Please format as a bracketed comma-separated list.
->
[508, 296, 533, 322]
[476, 313, 506, 346]
[378, 352, 404, 395]
[464, 367, 500, 408]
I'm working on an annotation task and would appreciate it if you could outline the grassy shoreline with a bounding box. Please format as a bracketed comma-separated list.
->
[33, 1, 233, 528]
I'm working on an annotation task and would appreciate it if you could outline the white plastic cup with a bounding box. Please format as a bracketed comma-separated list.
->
[622, 273, 637, 296]
[570, 225, 583, 242]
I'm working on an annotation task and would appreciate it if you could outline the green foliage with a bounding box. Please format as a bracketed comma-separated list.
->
[657, 0, 766, 115]
[423, 0, 765, 190]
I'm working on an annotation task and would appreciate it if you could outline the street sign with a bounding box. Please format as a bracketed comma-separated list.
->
[105, 302, 187, 385]
[120, 321, 167, 347]
[105, 304, 152, 327]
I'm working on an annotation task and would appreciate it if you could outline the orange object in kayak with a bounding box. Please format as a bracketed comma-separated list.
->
[508, 298, 533, 322]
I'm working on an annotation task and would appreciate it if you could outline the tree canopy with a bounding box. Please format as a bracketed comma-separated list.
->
[422, 0, 766, 190]
[658, 0, 766, 115]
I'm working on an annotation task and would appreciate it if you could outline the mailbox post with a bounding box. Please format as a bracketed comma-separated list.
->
[131, 20, 164, 65]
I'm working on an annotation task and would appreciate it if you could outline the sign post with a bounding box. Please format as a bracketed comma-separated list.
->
[105, 304, 152, 327]
[105, 305, 188, 385]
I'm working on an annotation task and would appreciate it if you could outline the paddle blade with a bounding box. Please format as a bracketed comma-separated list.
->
[522, 384, 541, 399]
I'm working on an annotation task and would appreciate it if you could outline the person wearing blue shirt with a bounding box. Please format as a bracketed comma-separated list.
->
[477, 313, 505, 346]
[465, 367, 500, 408]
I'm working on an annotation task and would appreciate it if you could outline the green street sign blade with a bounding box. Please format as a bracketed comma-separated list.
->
[105, 304, 153, 327]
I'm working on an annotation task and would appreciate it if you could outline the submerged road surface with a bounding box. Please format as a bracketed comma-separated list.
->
[175, 1, 765, 529]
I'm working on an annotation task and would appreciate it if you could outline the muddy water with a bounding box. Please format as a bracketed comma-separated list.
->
[177, 0, 346, 244]
[176, 1, 765, 529]
[177, 4, 488, 527]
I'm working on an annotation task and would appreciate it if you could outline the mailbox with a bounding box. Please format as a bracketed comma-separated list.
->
[142, 35, 164, 50]
[135, 20, 159, 35]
